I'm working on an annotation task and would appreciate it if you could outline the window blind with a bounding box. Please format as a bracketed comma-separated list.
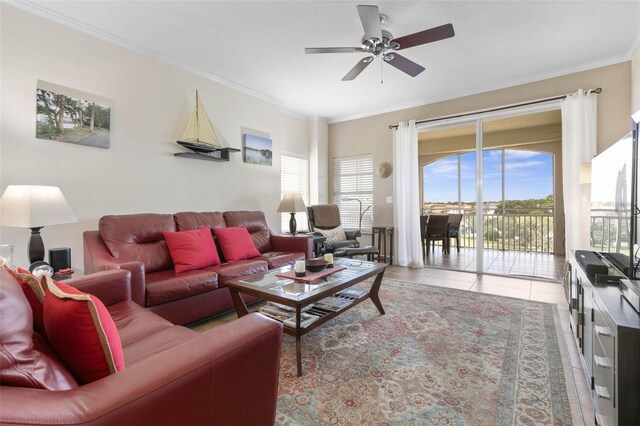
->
[333, 154, 374, 233]
[281, 154, 309, 233]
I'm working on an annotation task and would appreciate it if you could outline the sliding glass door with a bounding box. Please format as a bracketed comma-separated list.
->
[419, 109, 562, 280]
[420, 122, 479, 271]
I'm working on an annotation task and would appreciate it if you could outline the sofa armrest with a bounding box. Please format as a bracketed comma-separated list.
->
[64, 269, 131, 306]
[0, 313, 283, 426]
[83, 231, 146, 306]
[271, 234, 314, 259]
[344, 228, 362, 240]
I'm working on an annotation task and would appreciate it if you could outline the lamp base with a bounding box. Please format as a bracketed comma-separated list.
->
[28, 226, 45, 264]
[289, 213, 297, 235]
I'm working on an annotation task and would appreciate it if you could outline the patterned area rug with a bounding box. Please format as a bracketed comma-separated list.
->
[276, 279, 582, 425]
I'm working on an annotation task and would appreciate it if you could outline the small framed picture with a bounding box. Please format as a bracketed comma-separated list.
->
[36, 80, 113, 149]
[243, 133, 272, 166]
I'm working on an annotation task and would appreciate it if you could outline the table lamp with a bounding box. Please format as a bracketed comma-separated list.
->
[0, 185, 77, 269]
[277, 193, 306, 234]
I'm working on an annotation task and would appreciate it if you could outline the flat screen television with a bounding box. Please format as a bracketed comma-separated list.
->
[590, 132, 635, 277]
[632, 108, 640, 278]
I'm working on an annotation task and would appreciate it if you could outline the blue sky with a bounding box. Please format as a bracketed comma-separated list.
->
[423, 150, 553, 202]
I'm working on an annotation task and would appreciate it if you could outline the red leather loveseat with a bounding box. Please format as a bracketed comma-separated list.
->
[83, 211, 313, 324]
[0, 267, 283, 426]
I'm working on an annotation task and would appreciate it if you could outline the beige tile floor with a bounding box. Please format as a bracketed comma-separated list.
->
[423, 247, 565, 281]
[384, 265, 594, 426]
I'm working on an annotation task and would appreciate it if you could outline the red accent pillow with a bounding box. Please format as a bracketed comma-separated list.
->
[163, 227, 221, 273]
[3, 265, 46, 335]
[213, 227, 261, 262]
[43, 277, 125, 384]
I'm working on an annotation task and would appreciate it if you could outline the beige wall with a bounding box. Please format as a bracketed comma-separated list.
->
[0, 5, 311, 268]
[329, 61, 632, 229]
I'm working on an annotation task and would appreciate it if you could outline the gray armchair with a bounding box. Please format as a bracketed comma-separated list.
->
[307, 204, 360, 254]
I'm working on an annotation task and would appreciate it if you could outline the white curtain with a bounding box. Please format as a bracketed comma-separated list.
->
[561, 89, 597, 257]
[393, 120, 424, 268]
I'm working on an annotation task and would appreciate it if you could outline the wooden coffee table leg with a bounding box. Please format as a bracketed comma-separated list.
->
[229, 288, 249, 317]
[370, 271, 386, 315]
[295, 306, 303, 377]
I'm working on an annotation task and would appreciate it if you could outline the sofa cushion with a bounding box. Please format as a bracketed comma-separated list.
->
[3, 265, 46, 335]
[145, 269, 219, 307]
[107, 301, 175, 347]
[203, 259, 269, 285]
[163, 227, 221, 273]
[174, 211, 226, 231]
[43, 277, 125, 384]
[99, 213, 175, 273]
[105, 299, 198, 366]
[122, 326, 198, 367]
[0, 268, 78, 390]
[213, 227, 261, 262]
[223, 211, 273, 253]
[256, 251, 304, 269]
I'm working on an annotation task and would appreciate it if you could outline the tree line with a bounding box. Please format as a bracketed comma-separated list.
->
[36, 89, 110, 139]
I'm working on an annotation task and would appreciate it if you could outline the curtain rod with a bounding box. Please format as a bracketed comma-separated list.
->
[388, 87, 602, 130]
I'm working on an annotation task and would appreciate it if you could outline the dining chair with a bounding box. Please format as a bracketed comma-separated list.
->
[420, 215, 429, 258]
[447, 213, 463, 253]
[423, 214, 450, 256]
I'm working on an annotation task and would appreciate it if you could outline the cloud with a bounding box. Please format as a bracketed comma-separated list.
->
[504, 160, 545, 170]
[505, 150, 543, 160]
[423, 158, 458, 177]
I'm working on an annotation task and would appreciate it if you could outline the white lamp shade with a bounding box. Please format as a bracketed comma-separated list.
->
[0, 185, 77, 228]
[277, 193, 307, 213]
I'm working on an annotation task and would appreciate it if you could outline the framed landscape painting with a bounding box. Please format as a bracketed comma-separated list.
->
[243, 133, 272, 166]
[36, 80, 114, 149]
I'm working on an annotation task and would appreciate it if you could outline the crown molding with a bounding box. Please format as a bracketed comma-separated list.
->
[329, 55, 631, 124]
[5, 0, 288, 108]
[627, 28, 640, 58]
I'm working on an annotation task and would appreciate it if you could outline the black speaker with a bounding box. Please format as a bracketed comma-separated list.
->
[575, 250, 608, 278]
[49, 247, 71, 272]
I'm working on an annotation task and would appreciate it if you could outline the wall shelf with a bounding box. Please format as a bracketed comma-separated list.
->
[174, 147, 241, 162]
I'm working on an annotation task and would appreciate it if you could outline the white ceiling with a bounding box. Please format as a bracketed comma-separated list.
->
[20, 1, 640, 122]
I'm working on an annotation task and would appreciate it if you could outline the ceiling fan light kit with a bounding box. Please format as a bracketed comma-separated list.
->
[305, 5, 455, 81]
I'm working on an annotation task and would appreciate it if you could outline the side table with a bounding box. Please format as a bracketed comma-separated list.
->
[371, 226, 394, 265]
[283, 233, 327, 257]
[53, 268, 84, 281]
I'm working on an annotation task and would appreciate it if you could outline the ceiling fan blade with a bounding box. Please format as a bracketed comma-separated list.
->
[305, 47, 360, 54]
[342, 57, 373, 81]
[392, 23, 455, 50]
[357, 5, 382, 41]
[385, 53, 425, 77]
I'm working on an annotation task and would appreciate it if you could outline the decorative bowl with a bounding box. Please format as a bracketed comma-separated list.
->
[305, 259, 328, 273]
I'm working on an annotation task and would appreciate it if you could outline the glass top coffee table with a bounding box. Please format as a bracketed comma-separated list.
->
[225, 258, 386, 376]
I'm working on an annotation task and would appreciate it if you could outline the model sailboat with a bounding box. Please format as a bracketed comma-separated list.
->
[177, 90, 222, 154]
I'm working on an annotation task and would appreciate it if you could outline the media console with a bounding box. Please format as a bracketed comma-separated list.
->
[568, 251, 640, 426]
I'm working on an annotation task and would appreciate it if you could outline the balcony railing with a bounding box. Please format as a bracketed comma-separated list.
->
[423, 207, 555, 253]
[589, 209, 631, 252]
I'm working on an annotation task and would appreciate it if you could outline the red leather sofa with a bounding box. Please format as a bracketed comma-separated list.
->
[0, 267, 283, 426]
[84, 211, 313, 325]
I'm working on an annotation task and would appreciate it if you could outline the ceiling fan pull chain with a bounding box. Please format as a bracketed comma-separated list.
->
[381, 58, 384, 84]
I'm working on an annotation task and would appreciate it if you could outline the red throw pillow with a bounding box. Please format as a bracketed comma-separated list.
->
[213, 227, 261, 262]
[3, 265, 46, 335]
[163, 227, 221, 273]
[43, 276, 124, 384]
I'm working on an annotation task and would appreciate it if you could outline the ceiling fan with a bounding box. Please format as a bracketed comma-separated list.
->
[305, 5, 455, 81]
